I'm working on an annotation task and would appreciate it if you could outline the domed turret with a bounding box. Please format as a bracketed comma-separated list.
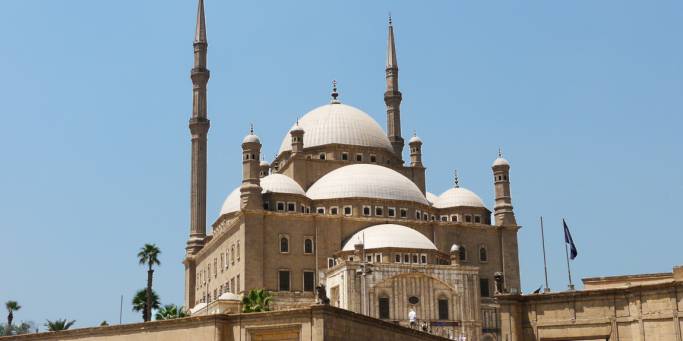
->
[408, 132, 423, 167]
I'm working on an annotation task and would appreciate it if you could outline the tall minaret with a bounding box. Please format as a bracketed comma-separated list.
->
[492, 149, 517, 226]
[385, 16, 404, 161]
[186, 0, 210, 255]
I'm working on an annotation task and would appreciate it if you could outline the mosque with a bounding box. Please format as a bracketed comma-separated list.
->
[182, 0, 520, 340]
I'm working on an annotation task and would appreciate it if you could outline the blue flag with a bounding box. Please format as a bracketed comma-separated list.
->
[563, 219, 578, 260]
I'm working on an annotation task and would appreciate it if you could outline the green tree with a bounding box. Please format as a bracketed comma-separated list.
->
[241, 289, 272, 313]
[137, 243, 161, 322]
[5, 301, 21, 336]
[132, 288, 160, 321]
[45, 319, 75, 332]
[155, 304, 188, 320]
[99, 321, 109, 326]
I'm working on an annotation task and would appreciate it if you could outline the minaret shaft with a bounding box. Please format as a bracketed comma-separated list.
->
[385, 20, 404, 160]
[187, 0, 210, 255]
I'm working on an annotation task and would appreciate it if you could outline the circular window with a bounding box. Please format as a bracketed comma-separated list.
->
[408, 296, 420, 305]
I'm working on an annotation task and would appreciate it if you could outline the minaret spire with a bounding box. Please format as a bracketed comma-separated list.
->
[385, 15, 404, 161]
[187, 0, 211, 256]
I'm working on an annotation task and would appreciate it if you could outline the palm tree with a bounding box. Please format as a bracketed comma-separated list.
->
[155, 304, 188, 320]
[5, 301, 21, 336]
[45, 319, 75, 332]
[137, 243, 161, 322]
[132, 288, 160, 321]
[241, 289, 272, 313]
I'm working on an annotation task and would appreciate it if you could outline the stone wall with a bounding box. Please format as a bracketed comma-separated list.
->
[0, 305, 449, 341]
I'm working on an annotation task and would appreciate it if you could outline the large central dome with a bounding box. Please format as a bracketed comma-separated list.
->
[278, 102, 393, 155]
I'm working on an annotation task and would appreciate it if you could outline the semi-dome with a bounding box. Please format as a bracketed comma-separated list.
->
[342, 224, 437, 251]
[426, 192, 438, 205]
[220, 174, 306, 215]
[306, 164, 429, 205]
[434, 187, 486, 209]
[277, 103, 393, 155]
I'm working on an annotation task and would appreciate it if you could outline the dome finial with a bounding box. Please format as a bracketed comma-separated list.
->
[250, 123, 254, 135]
[388, 12, 392, 26]
[454, 170, 460, 188]
[331, 80, 339, 103]
[413, 129, 416, 137]
[498, 147, 503, 158]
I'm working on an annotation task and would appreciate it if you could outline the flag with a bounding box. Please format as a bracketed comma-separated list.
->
[563, 219, 578, 260]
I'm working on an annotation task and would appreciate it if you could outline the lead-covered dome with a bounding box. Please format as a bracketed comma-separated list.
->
[434, 187, 486, 209]
[342, 224, 437, 251]
[278, 103, 393, 155]
[306, 164, 429, 205]
[220, 174, 306, 215]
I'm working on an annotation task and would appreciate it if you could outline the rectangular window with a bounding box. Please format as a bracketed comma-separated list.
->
[278, 270, 291, 291]
[366, 255, 373, 263]
[440, 215, 448, 222]
[395, 254, 401, 263]
[378, 297, 390, 319]
[424, 214, 429, 221]
[375, 206, 383, 216]
[400, 208, 407, 218]
[330, 207, 339, 215]
[319, 153, 326, 160]
[375, 253, 382, 263]
[276, 202, 285, 211]
[370, 155, 377, 163]
[343, 206, 352, 216]
[403, 254, 410, 263]
[438, 299, 449, 320]
[431, 215, 436, 221]
[420, 254, 427, 264]
[231, 278, 235, 293]
[415, 210, 421, 220]
[465, 215, 472, 223]
[327, 257, 335, 268]
[304, 237, 314, 254]
[341, 152, 349, 161]
[480, 278, 490, 297]
[236, 275, 240, 293]
[388, 207, 396, 217]
[474, 215, 481, 223]
[263, 201, 270, 210]
[300, 205, 305, 213]
[412, 254, 418, 263]
[287, 202, 296, 212]
[303, 271, 315, 292]
[214, 258, 218, 277]
[362, 206, 371, 216]
[231, 245, 235, 264]
[316, 207, 325, 214]
[356, 154, 363, 162]
[451, 215, 458, 222]
[220, 253, 225, 271]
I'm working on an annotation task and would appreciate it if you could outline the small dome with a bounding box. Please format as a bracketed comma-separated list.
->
[409, 135, 422, 144]
[189, 302, 207, 315]
[426, 192, 438, 205]
[218, 292, 241, 301]
[260, 174, 306, 196]
[220, 174, 306, 215]
[243, 133, 261, 144]
[290, 124, 304, 134]
[434, 187, 486, 209]
[450, 244, 460, 252]
[307, 164, 429, 205]
[342, 224, 437, 251]
[493, 157, 510, 167]
[260, 160, 270, 167]
[278, 103, 392, 155]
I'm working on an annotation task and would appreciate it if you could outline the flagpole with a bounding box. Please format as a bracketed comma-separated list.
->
[540, 216, 550, 293]
[563, 218, 575, 291]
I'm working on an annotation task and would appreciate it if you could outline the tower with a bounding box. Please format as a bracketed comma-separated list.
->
[492, 150, 516, 226]
[408, 132, 423, 167]
[385, 16, 404, 161]
[240, 126, 263, 210]
[290, 121, 304, 155]
[186, 0, 210, 255]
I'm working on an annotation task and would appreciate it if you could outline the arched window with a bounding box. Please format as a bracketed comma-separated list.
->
[378, 296, 390, 319]
[459, 246, 467, 261]
[437, 298, 449, 320]
[280, 236, 289, 253]
[479, 246, 488, 262]
[304, 238, 313, 254]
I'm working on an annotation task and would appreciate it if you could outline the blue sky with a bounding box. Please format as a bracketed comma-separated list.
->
[1, 0, 681, 329]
